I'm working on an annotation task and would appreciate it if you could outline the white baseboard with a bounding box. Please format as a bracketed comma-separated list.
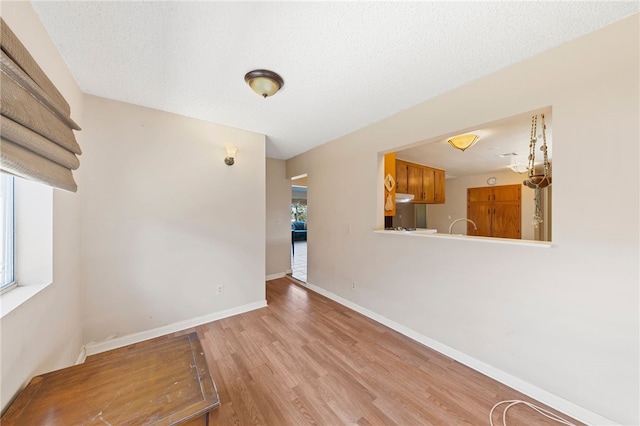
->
[83, 300, 267, 356]
[75, 346, 87, 365]
[266, 272, 287, 281]
[304, 281, 617, 426]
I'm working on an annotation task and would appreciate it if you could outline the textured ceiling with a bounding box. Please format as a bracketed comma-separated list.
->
[31, 1, 638, 160]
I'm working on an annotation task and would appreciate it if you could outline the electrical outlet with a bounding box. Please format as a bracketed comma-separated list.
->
[347, 225, 352, 233]
[216, 285, 224, 295]
[351, 282, 356, 290]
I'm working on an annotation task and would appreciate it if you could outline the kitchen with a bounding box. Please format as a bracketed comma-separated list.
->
[384, 107, 552, 243]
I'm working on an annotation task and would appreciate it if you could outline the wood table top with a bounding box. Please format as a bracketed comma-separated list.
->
[2, 332, 219, 425]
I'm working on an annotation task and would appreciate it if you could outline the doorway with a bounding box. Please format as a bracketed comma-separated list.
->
[291, 175, 307, 282]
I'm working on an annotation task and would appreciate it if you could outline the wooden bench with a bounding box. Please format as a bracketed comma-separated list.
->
[1, 332, 219, 425]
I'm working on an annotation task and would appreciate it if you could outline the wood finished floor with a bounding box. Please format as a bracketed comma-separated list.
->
[184, 277, 583, 425]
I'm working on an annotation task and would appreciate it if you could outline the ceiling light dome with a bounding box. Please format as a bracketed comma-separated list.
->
[447, 134, 479, 151]
[244, 69, 284, 98]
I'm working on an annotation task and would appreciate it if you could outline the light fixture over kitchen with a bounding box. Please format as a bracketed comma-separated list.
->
[244, 69, 284, 98]
[499, 152, 529, 173]
[447, 134, 479, 151]
[508, 155, 529, 173]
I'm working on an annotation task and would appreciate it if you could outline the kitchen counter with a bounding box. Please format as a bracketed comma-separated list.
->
[374, 229, 552, 248]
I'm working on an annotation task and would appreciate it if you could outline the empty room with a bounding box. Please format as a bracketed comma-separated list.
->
[1, 2, 638, 425]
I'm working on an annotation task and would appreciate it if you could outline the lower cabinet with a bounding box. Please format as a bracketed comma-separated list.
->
[467, 184, 521, 239]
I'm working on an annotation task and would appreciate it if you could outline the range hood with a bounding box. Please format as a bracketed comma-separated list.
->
[395, 193, 414, 203]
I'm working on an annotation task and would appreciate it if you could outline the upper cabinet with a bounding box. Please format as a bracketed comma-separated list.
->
[396, 159, 445, 204]
[396, 160, 409, 194]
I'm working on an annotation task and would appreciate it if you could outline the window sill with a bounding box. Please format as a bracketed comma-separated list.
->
[373, 229, 552, 248]
[0, 282, 51, 319]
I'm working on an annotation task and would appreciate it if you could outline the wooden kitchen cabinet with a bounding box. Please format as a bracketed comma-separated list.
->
[467, 184, 521, 239]
[396, 159, 445, 204]
[467, 201, 492, 236]
[407, 163, 424, 200]
[433, 168, 445, 203]
[396, 160, 408, 194]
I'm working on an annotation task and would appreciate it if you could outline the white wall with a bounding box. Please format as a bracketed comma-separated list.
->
[286, 16, 639, 425]
[0, 2, 84, 413]
[266, 158, 292, 278]
[81, 95, 266, 343]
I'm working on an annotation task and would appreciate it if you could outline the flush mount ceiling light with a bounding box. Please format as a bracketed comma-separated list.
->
[244, 69, 284, 98]
[508, 155, 529, 173]
[447, 134, 479, 151]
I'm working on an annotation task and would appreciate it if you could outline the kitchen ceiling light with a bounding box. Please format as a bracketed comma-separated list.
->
[447, 134, 479, 151]
[244, 69, 284, 98]
[508, 155, 528, 173]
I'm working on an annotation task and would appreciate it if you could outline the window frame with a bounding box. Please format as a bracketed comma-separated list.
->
[1, 173, 16, 294]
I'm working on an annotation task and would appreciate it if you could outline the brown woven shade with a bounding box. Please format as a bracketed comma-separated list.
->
[0, 18, 81, 192]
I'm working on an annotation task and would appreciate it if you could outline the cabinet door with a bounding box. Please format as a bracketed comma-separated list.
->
[468, 187, 492, 203]
[467, 202, 491, 236]
[407, 164, 424, 201]
[492, 185, 521, 202]
[396, 160, 408, 194]
[433, 168, 445, 203]
[422, 167, 435, 202]
[492, 202, 521, 239]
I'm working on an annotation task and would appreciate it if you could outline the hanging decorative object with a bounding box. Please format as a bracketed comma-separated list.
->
[384, 193, 394, 211]
[523, 114, 552, 228]
[523, 114, 551, 189]
[384, 173, 395, 192]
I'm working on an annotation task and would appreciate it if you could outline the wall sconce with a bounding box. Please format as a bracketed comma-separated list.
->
[447, 134, 479, 151]
[224, 147, 237, 166]
[244, 69, 284, 98]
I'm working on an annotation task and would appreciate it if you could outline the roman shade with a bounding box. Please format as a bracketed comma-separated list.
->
[0, 18, 81, 192]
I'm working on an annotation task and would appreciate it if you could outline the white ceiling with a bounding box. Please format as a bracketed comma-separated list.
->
[31, 1, 638, 160]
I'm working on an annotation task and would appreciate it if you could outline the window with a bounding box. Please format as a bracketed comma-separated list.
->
[291, 202, 307, 222]
[1, 174, 15, 293]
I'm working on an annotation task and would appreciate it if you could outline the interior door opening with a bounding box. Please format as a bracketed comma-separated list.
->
[290, 175, 307, 282]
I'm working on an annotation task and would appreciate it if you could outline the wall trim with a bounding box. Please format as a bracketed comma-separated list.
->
[303, 281, 617, 426]
[83, 300, 267, 356]
[75, 346, 87, 365]
[266, 272, 287, 281]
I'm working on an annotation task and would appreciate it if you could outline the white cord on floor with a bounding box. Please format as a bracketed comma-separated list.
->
[489, 400, 578, 426]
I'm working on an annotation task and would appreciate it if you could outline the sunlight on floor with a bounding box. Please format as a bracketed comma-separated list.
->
[291, 240, 307, 282]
